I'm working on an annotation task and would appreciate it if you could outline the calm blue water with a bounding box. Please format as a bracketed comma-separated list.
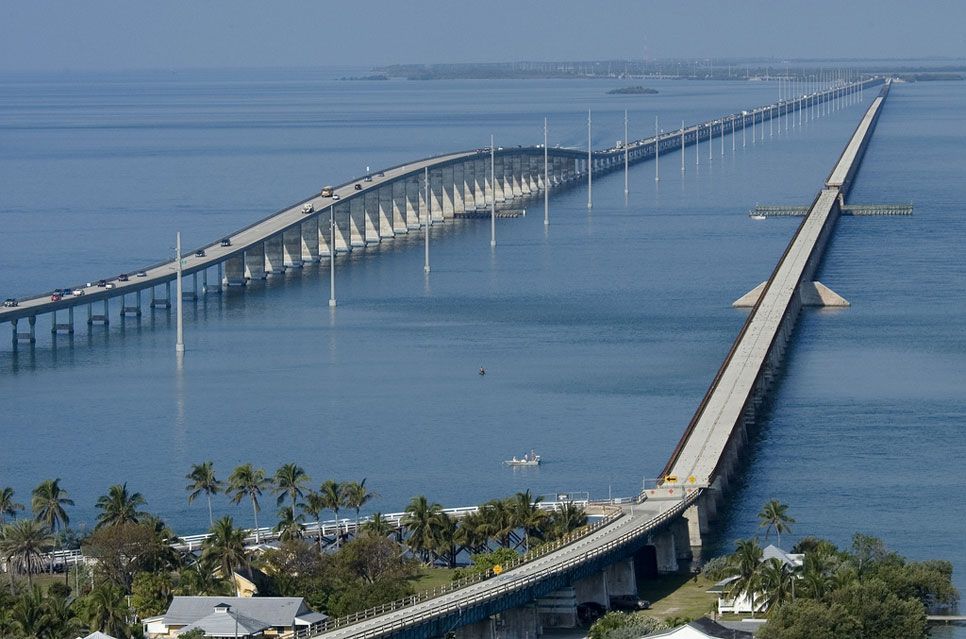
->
[1, 70, 963, 629]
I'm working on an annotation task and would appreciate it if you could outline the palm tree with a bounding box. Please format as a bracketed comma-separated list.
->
[202, 516, 248, 582]
[402, 495, 445, 563]
[95, 483, 148, 529]
[318, 480, 344, 547]
[548, 503, 588, 540]
[0, 520, 55, 588]
[273, 463, 310, 509]
[758, 557, 796, 611]
[274, 506, 305, 542]
[10, 585, 47, 638]
[360, 512, 395, 539]
[453, 511, 490, 554]
[434, 513, 459, 568]
[30, 479, 73, 532]
[227, 464, 270, 543]
[186, 461, 222, 527]
[42, 588, 83, 639]
[478, 499, 515, 548]
[0, 487, 24, 525]
[301, 490, 327, 552]
[342, 479, 376, 529]
[727, 538, 764, 618]
[80, 582, 130, 638]
[758, 500, 795, 546]
[509, 490, 550, 552]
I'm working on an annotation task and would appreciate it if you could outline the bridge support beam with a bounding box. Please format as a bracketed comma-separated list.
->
[537, 587, 578, 629]
[11, 317, 36, 344]
[391, 180, 408, 234]
[462, 161, 476, 210]
[405, 175, 421, 230]
[651, 529, 679, 574]
[282, 228, 302, 268]
[363, 191, 381, 244]
[349, 197, 366, 247]
[121, 291, 142, 317]
[318, 213, 332, 258]
[223, 255, 246, 286]
[333, 202, 352, 252]
[474, 158, 488, 208]
[52, 307, 75, 334]
[264, 234, 284, 273]
[441, 165, 455, 218]
[493, 156, 506, 203]
[245, 243, 267, 280]
[378, 185, 395, 238]
[511, 155, 523, 197]
[574, 571, 609, 608]
[150, 283, 171, 308]
[301, 218, 320, 263]
[429, 168, 444, 222]
[452, 162, 465, 213]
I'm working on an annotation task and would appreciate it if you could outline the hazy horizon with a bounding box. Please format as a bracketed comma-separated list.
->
[3, 0, 964, 73]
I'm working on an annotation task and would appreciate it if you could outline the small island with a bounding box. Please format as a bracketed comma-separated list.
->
[607, 85, 659, 95]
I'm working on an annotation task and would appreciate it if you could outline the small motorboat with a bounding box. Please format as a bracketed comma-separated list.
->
[750, 214, 767, 221]
[504, 449, 541, 466]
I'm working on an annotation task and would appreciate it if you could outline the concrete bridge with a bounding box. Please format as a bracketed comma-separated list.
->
[2, 78, 879, 346]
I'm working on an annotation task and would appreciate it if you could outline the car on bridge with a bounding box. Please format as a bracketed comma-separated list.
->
[50, 293, 62, 302]
[220, 238, 231, 247]
[136, 271, 147, 278]
[302, 203, 314, 214]
[321, 186, 335, 196]
[3, 298, 18, 307]
[72, 288, 85, 296]
[96, 280, 108, 287]
[118, 273, 129, 282]
[195, 249, 206, 257]
[354, 183, 362, 190]
[332, 194, 341, 201]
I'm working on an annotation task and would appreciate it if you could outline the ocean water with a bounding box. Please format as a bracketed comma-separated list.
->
[0, 70, 962, 630]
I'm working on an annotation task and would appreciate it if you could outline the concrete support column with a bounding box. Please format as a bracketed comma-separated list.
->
[151, 283, 172, 307]
[453, 618, 495, 639]
[574, 572, 608, 607]
[349, 197, 366, 247]
[481, 157, 493, 207]
[282, 228, 302, 268]
[264, 235, 284, 273]
[474, 158, 487, 208]
[531, 156, 543, 191]
[511, 155, 523, 196]
[651, 530, 679, 574]
[537, 587, 578, 629]
[363, 191, 381, 243]
[245, 243, 267, 280]
[52, 307, 75, 334]
[391, 180, 408, 233]
[429, 168, 444, 222]
[301, 218, 320, 263]
[334, 202, 352, 252]
[552, 157, 563, 184]
[605, 559, 638, 597]
[378, 185, 395, 238]
[405, 175, 421, 230]
[318, 213, 332, 258]
[493, 156, 506, 202]
[499, 606, 541, 639]
[441, 165, 455, 218]
[452, 162, 465, 213]
[685, 502, 711, 548]
[462, 161, 476, 210]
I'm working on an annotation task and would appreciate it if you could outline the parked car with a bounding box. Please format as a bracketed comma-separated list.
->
[610, 595, 651, 611]
[576, 602, 606, 625]
[3, 298, 18, 307]
[195, 249, 206, 257]
[354, 183, 362, 190]
[220, 238, 232, 247]
[118, 273, 129, 282]
[72, 289, 85, 296]
[302, 203, 314, 214]
[51, 293, 62, 301]
[135, 271, 147, 277]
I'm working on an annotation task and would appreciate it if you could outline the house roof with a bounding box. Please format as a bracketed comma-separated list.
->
[762, 545, 804, 567]
[177, 606, 269, 637]
[295, 611, 329, 625]
[706, 576, 739, 593]
[644, 617, 755, 638]
[80, 633, 119, 639]
[163, 596, 310, 627]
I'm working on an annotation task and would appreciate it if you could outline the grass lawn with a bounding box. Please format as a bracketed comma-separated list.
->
[637, 572, 718, 622]
[411, 566, 459, 593]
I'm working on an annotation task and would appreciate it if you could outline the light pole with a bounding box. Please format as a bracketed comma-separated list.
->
[328, 205, 336, 306]
[544, 117, 549, 226]
[424, 167, 431, 272]
[490, 135, 496, 246]
[587, 109, 592, 209]
[624, 110, 629, 195]
[175, 231, 184, 354]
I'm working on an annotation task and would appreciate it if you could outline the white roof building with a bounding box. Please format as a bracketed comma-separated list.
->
[707, 545, 804, 615]
[144, 596, 326, 638]
[644, 617, 754, 638]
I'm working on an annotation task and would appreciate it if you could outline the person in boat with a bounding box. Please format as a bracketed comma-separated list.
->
[479, 367, 486, 376]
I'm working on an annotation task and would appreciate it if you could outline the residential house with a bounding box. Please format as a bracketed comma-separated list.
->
[143, 596, 327, 638]
[707, 545, 804, 615]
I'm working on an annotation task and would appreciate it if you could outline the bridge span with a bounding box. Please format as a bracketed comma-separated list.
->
[3, 78, 879, 346]
[288, 82, 894, 639]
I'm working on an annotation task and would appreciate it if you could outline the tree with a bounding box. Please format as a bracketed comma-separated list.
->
[0, 519, 55, 588]
[202, 516, 248, 582]
[757, 599, 860, 639]
[727, 538, 764, 617]
[342, 479, 376, 529]
[318, 480, 344, 547]
[95, 483, 148, 529]
[547, 502, 588, 540]
[77, 582, 131, 638]
[131, 571, 173, 618]
[758, 500, 795, 546]
[337, 535, 415, 585]
[302, 490, 327, 553]
[589, 611, 667, 639]
[453, 511, 490, 554]
[477, 499, 514, 548]
[274, 506, 305, 542]
[360, 512, 395, 539]
[273, 463, 310, 509]
[227, 464, 270, 543]
[82, 521, 167, 591]
[0, 487, 24, 525]
[826, 578, 928, 639]
[175, 556, 231, 597]
[509, 490, 549, 552]
[759, 557, 796, 611]
[43, 588, 83, 639]
[401, 495, 445, 563]
[9, 585, 48, 639]
[31, 479, 73, 533]
[186, 461, 222, 528]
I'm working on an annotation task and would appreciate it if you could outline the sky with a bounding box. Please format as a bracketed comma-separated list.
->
[1, 0, 964, 72]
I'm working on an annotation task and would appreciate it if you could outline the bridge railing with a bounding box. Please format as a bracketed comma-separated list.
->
[300, 505, 624, 637]
[308, 493, 700, 639]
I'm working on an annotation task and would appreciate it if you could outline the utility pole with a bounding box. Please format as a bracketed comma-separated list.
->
[328, 205, 336, 306]
[490, 135, 497, 246]
[623, 110, 629, 195]
[424, 167, 431, 272]
[175, 231, 184, 353]
[587, 110, 593, 208]
[544, 118, 549, 226]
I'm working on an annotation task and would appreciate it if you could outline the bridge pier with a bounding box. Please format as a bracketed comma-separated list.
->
[278, 228, 300, 268]
[462, 160, 476, 210]
[363, 191, 381, 244]
[222, 255, 246, 286]
[88, 299, 109, 325]
[510, 156, 523, 197]
[52, 307, 74, 334]
[405, 175, 421, 229]
[377, 185, 395, 238]
[441, 165, 455, 218]
[11, 317, 36, 344]
[493, 157, 506, 203]
[264, 234, 284, 273]
[650, 528, 679, 574]
[452, 163, 465, 213]
[301, 218, 320, 263]
[429, 168, 444, 222]
[121, 291, 142, 317]
[245, 243, 267, 279]
[333, 202, 352, 252]
[391, 181, 408, 234]
[474, 158, 487, 208]
[349, 197, 366, 247]
[150, 283, 171, 308]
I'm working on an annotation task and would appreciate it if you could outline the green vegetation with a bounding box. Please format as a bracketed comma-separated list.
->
[636, 572, 717, 622]
[589, 611, 667, 639]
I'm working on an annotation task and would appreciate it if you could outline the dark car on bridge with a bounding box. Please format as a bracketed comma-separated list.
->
[4, 298, 18, 307]
[117, 273, 129, 282]
[195, 249, 206, 257]
[220, 238, 231, 247]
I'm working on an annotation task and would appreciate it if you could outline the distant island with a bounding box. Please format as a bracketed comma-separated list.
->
[338, 74, 389, 81]
[607, 85, 659, 95]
